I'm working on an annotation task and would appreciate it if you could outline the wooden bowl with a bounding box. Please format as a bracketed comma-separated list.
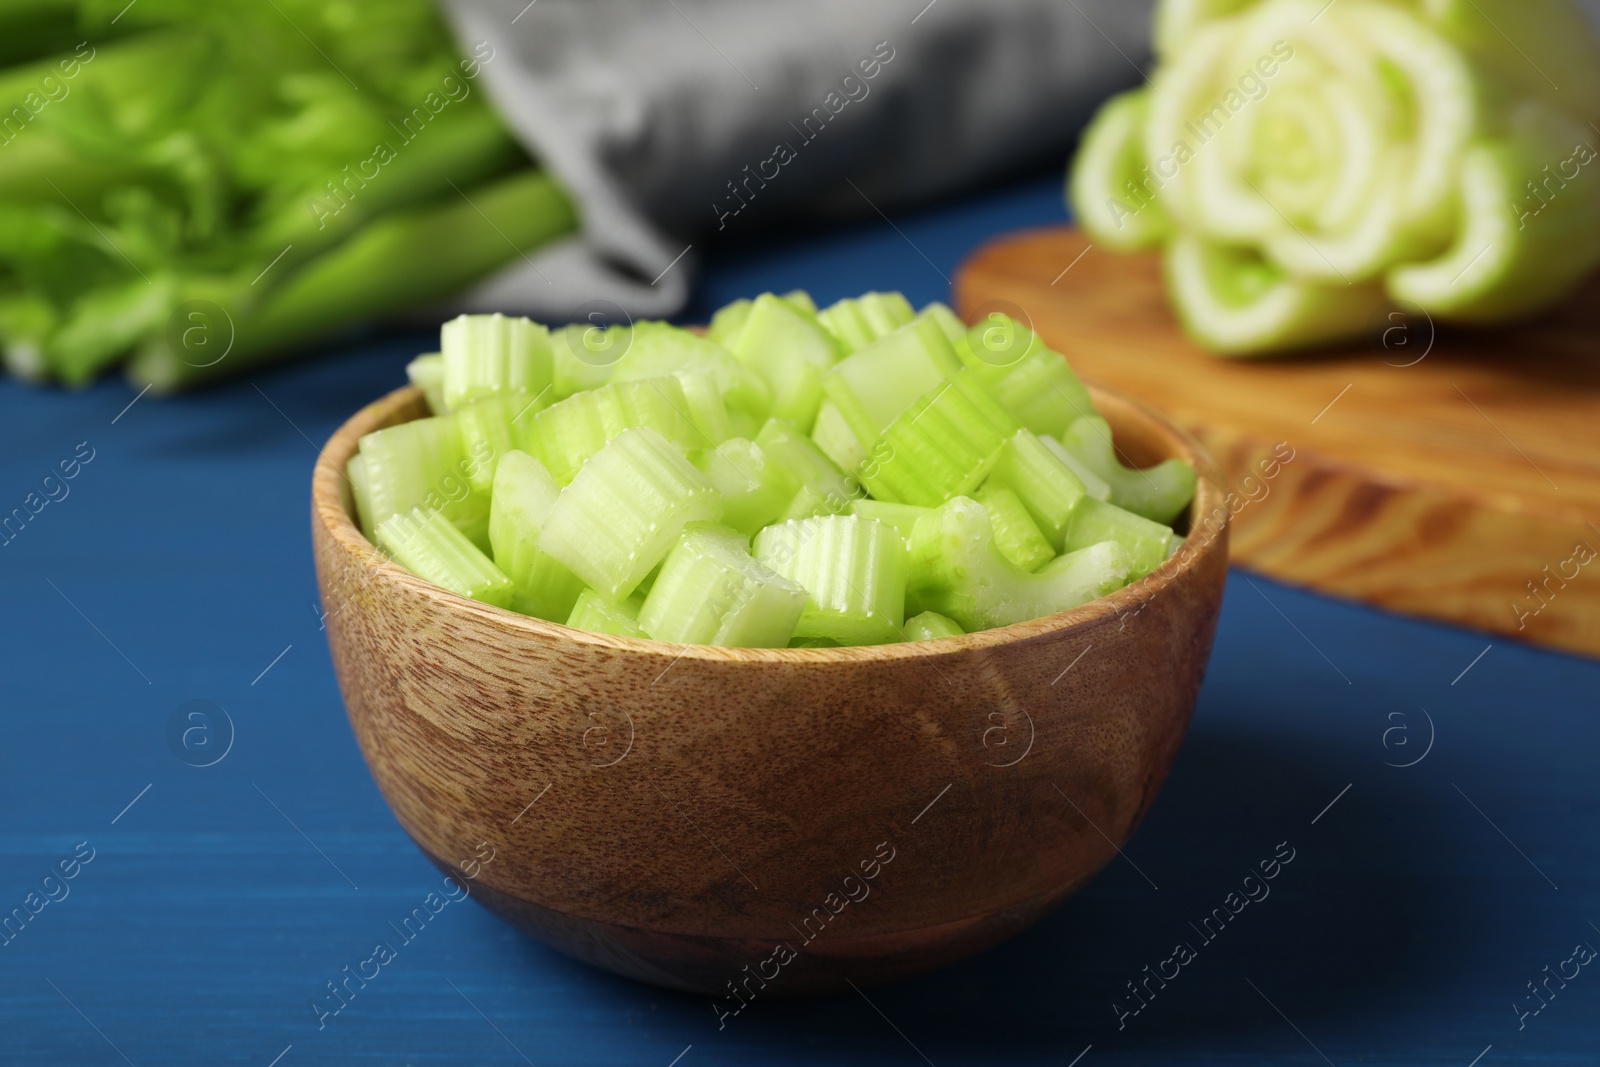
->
[311, 383, 1229, 998]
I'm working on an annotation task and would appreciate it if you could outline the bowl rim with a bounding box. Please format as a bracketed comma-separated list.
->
[313, 381, 1229, 665]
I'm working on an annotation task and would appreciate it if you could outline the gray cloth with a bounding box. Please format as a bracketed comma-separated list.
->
[437, 0, 1154, 320]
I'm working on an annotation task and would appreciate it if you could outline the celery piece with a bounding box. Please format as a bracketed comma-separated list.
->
[820, 311, 964, 445]
[851, 500, 932, 547]
[1059, 415, 1196, 525]
[906, 497, 1130, 632]
[725, 294, 841, 430]
[539, 427, 723, 600]
[677, 372, 734, 447]
[639, 523, 807, 646]
[357, 414, 491, 548]
[693, 438, 799, 537]
[377, 506, 514, 609]
[920, 303, 969, 345]
[976, 484, 1056, 571]
[456, 393, 548, 494]
[530, 376, 698, 484]
[811, 399, 866, 472]
[857, 371, 1017, 507]
[609, 321, 772, 423]
[441, 313, 556, 411]
[345, 453, 374, 538]
[956, 317, 1095, 438]
[754, 515, 909, 646]
[707, 299, 754, 349]
[567, 589, 647, 638]
[985, 429, 1090, 550]
[489, 450, 585, 621]
[755, 418, 863, 519]
[781, 291, 818, 315]
[1062, 497, 1176, 580]
[1042, 435, 1113, 502]
[552, 323, 623, 398]
[1069, 88, 1171, 251]
[406, 353, 446, 415]
[905, 611, 965, 642]
[816, 292, 916, 353]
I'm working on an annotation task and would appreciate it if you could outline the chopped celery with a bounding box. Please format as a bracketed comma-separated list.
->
[406, 353, 446, 415]
[609, 321, 772, 425]
[539, 427, 722, 600]
[905, 611, 965, 642]
[821, 310, 964, 445]
[552, 323, 623, 398]
[1062, 497, 1175, 580]
[906, 497, 1131, 632]
[857, 371, 1017, 507]
[567, 589, 647, 638]
[489, 450, 585, 621]
[357, 414, 491, 549]
[346, 453, 374, 537]
[816, 292, 916, 352]
[976, 484, 1056, 571]
[456, 392, 549, 494]
[1059, 415, 1196, 524]
[694, 438, 798, 537]
[359, 289, 1197, 646]
[708, 299, 754, 349]
[754, 515, 908, 645]
[724, 293, 841, 429]
[985, 429, 1090, 550]
[530, 376, 698, 484]
[956, 316, 1095, 438]
[377, 506, 514, 609]
[441, 313, 556, 411]
[811, 399, 866, 472]
[851, 500, 932, 546]
[639, 523, 806, 646]
[755, 418, 863, 519]
[1042, 434, 1113, 502]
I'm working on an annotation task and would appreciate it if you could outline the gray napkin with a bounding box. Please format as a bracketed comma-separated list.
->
[437, 0, 1154, 319]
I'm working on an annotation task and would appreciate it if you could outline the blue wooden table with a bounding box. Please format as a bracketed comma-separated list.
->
[3, 174, 1596, 1066]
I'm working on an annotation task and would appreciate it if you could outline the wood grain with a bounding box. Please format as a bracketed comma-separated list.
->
[310, 383, 1229, 996]
[955, 226, 1600, 659]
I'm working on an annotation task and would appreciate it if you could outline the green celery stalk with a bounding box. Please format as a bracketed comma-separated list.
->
[127, 170, 576, 390]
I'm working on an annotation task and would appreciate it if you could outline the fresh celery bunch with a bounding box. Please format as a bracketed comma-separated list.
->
[0, 0, 575, 387]
[1070, 0, 1600, 355]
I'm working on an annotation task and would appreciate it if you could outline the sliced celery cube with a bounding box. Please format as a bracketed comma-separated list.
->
[694, 438, 798, 537]
[1059, 415, 1196, 524]
[857, 370, 1016, 507]
[377, 506, 514, 609]
[905, 611, 964, 641]
[406, 353, 446, 414]
[906, 497, 1130, 632]
[639, 523, 806, 646]
[539, 427, 723, 600]
[441, 313, 555, 410]
[567, 589, 647, 638]
[754, 515, 908, 645]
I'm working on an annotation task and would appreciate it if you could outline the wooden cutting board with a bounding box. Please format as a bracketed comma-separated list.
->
[954, 226, 1600, 659]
